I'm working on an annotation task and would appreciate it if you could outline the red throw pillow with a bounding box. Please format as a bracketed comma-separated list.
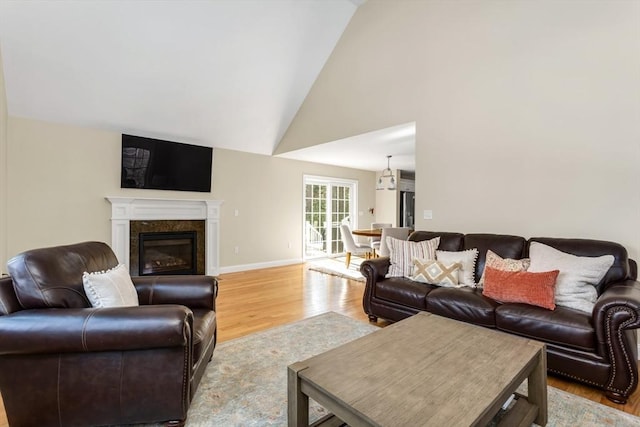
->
[482, 266, 559, 310]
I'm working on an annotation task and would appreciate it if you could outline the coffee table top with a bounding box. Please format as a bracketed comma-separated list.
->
[296, 312, 545, 426]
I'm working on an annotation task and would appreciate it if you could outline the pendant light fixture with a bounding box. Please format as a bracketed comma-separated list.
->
[376, 155, 396, 191]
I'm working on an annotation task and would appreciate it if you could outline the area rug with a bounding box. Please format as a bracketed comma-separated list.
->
[142, 312, 640, 427]
[308, 257, 365, 282]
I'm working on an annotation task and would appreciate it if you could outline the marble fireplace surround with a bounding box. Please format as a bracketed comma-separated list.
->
[106, 197, 223, 276]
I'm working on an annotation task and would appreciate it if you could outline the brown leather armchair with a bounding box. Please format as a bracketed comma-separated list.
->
[0, 241, 218, 427]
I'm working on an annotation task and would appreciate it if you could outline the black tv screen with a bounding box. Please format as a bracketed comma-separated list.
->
[121, 134, 213, 192]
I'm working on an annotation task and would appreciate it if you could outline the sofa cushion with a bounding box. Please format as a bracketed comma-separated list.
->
[426, 287, 499, 327]
[409, 231, 464, 251]
[482, 267, 558, 310]
[7, 241, 119, 309]
[495, 304, 595, 352]
[463, 234, 526, 283]
[375, 278, 435, 309]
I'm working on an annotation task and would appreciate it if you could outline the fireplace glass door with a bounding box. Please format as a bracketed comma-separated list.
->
[139, 231, 197, 275]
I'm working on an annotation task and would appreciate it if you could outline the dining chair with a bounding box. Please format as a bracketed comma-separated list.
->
[379, 227, 412, 257]
[340, 224, 373, 268]
[370, 222, 392, 252]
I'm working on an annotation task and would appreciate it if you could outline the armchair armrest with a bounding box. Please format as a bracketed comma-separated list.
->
[0, 304, 192, 356]
[133, 275, 217, 310]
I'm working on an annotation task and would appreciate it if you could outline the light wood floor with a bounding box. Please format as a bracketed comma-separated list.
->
[1, 262, 638, 425]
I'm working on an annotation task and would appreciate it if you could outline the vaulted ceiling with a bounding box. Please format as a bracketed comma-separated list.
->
[0, 0, 415, 172]
[0, 0, 362, 152]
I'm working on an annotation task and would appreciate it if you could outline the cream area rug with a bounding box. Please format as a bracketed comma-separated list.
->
[141, 312, 640, 427]
[308, 257, 365, 282]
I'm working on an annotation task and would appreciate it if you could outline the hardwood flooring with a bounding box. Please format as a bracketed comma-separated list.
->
[1, 262, 638, 425]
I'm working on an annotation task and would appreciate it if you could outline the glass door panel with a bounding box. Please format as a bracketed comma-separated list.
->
[303, 177, 356, 259]
[304, 183, 327, 258]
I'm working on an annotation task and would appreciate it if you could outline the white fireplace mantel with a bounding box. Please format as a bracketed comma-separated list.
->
[106, 197, 223, 276]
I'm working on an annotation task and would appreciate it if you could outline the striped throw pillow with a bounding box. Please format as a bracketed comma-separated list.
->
[386, 236, 440, 278]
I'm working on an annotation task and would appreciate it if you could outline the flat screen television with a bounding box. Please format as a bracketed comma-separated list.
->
[121, 134, 213, 192]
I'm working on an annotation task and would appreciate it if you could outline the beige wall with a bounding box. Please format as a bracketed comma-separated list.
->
[278, 0, 640, 260]
[214, 148, 375, 270]
[4, 117, 375, 271]
[7, 117, 124, 256]
[0, 49, 7, 273]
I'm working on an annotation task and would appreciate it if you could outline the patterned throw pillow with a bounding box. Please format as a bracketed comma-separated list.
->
[482, 266, 559, 310]
[411, 259, 462, 287]
[386, 237, 440, 278]
[478, 250, 531, 288]
[435, 249, 479, 287]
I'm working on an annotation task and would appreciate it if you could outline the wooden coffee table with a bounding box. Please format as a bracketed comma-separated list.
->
[288, 312, 547, 426]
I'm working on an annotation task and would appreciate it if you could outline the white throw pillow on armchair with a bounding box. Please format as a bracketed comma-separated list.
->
[82, 264, 139, 308]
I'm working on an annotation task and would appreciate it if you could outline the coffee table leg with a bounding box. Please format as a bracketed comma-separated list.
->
[288, 362, 309, 427]
[528, 347, 548, 426]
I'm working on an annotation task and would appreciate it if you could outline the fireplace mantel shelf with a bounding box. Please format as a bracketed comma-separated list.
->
[106, 197, 223, 276]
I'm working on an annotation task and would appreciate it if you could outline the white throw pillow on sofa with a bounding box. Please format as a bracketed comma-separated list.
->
[435, 249, 478, 287]
[82, 264, 139, 308]
[528, 242, 614, 313]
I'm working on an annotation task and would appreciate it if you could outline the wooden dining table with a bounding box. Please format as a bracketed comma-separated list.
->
[351, 228, 382, 237]
[350, 228, 382, 258]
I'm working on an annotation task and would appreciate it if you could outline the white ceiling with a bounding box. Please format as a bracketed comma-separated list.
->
[277, 122, 415, 172]
[0, 0, 414, 172]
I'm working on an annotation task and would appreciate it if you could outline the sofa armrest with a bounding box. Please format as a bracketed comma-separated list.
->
[360, 257, 391, 281]
[360, 257, 391, 320]
[594, 280, 640, 329]
[0, 304, 193, 355]
[593, 279, 640, 399]
[133, 275, 217, 310]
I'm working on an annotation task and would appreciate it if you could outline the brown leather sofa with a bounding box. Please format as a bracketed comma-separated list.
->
[361, 231, 640, 404]
[0, 241, 218, 426]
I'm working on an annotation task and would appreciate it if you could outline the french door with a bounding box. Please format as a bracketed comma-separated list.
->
[303, 176, 357, 259]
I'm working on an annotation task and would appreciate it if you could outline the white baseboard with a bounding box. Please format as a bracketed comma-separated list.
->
[218, 258, 303, 275]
